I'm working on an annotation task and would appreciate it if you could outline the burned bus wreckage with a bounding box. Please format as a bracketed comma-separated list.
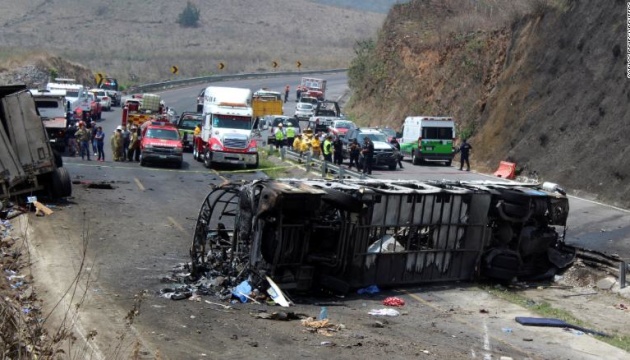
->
[189, 179, 575, 294]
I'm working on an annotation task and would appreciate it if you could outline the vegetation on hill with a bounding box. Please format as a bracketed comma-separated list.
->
[347, 0, 630, 207]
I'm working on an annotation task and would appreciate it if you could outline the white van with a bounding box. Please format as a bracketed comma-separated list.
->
[400, 116, 456, 166]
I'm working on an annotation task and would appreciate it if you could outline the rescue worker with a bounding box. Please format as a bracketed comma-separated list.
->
[111, 126, 123, 161]
[293, 135, 303, 158]
[333, 135, 343, 165]
[193, 124, 201, 137]
[311, 133, 321, 159]
[361, 136, 374, 175]
[284, 85, 290, 103]
[274, 123, 285, 150]
[459, 138, 472, 171]
[74, 122, 91, 161]
[128, 126, 141, 162]
[390, 137, 404, 169]
[348, 138, 360, 169]
[285, 124, 296, 150]
[322, 135, 333, 163]
[301, 128, 313, 156]
[296, 86, 302, 102]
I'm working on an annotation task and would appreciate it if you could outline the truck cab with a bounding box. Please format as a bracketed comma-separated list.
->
[30, 89, 70, 152]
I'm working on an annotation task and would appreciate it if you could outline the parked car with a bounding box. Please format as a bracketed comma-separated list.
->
[327, 119, 356, 138]
[140, 121, 183, 168]
[176, 112, 203, 151]
[89, 89, 111, 111]
[294, 102, 315, 121]
[342, 128, 399, 170]
[378, 127, 397, 142]
[99, 77, 120, 106]
[261, 115, 300, 145]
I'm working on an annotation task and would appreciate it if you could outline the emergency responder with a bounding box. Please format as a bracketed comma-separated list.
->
[361, 136, 374, 175]
[459, 138, 472, 171]
[333, 135, 343, 165]
[193, 124, 201, 136]
[296, 86, 302, 102]
[285, 124, 296, 150]
[128, 126, 141, 162]
[390, 137, 404, 169]
[75, 122, 91, 161]
[284, 85, 290, 103]
[122, 125, 131, 161]
[311, 133, 321, 159]
[322, 135, 333, 162]
[293, 135, 303, 158]
[348, 138, 360, 169]
[111, 126, 124, 161]
[275, 123, 285, 150]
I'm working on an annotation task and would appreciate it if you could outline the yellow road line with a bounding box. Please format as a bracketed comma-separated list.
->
[167, 216, 188, 236]
[134, 177, 145, 191]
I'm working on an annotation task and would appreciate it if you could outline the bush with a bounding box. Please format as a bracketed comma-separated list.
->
[177, 2, 201, 28]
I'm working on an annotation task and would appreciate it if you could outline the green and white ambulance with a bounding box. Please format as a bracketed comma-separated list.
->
[399, 116, 456, 166]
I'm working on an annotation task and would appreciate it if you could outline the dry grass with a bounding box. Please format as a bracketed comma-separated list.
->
[0, 0, 388, 86]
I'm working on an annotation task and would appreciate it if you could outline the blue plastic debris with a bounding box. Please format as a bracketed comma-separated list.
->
[232, 280, 252, 303]
[357, 285, 380, 295]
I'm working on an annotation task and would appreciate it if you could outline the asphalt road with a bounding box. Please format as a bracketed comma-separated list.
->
[48, 72, 630, 359]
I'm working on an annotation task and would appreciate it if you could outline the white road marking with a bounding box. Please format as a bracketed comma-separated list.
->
[483, 319, 492, 360]
[167, 216, 188, 236]
[134, 177, 145, 191]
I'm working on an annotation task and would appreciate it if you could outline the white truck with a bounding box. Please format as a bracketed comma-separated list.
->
[45, 78, 94, 122]
[0, 85, 72, 202]
[192, 86, 259, 169]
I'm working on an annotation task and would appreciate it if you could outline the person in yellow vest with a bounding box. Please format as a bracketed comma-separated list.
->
[322, 134, 333, 162]
[293, 135, 303, 158]
[285, 125, 296, 150]
[193, 124, 201, 136]
[274, 123, 285, 150]
[311, 133, 321, 159]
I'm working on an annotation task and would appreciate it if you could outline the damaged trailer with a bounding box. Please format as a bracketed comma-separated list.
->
[190, 179, 574, 293]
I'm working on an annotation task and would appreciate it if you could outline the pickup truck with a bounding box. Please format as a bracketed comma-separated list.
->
[30, 89, 70, 152]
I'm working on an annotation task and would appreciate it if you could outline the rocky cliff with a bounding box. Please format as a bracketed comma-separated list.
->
[348, 0, 630, 207]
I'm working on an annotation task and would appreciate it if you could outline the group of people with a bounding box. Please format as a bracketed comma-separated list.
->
[68, 121, 141, 162]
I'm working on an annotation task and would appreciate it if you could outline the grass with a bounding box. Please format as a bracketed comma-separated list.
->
[258, 150, 291, 178]
[486, 285, 630, 352]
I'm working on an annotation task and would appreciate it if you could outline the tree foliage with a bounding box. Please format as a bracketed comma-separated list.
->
[177, 2, 201, 28]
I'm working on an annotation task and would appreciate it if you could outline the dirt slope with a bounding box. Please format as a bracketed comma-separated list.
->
[347, 0, 630, 208]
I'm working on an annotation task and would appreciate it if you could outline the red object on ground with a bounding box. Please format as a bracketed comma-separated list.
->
[383, 297, 405, 307]
[494, 161, 516, 179]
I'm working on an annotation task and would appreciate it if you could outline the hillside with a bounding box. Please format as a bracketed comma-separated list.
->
[0, 0, 395, 86]
[347, 0, 630, 208]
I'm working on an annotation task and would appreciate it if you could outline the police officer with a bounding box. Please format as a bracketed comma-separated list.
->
[361, 137, 374, 175]
[348, 138, 360, 169]
[459, 138, 472, 171]
[333, 135, 343, 165]
[390, 137, 404, 169]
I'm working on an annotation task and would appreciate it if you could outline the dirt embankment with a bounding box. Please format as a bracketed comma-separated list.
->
[0, 52, 94, 88]
[348, 0, 630, 208]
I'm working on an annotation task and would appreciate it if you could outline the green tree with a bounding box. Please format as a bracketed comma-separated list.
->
[177, 2, 201, 28]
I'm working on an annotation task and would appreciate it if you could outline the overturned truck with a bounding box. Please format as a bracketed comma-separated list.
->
[190, 179, 574, 293]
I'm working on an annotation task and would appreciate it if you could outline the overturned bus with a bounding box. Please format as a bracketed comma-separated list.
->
[190, 179, 574, 293]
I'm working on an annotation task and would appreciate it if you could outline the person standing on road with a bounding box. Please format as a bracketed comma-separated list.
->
[111, 127, 123, 161]
[66, 121, 78, 156]
[333, 135, 343, 165]
[322, 135, 333, 163]
[390, 137, 404, 169]
[348, 138, 360, 169]
[361, 136, 374, 175]
[94, 126, 105, 161]
[75, 122, 91, 161]
[128, 126, 141, 162]
[90, 123, 98, 156]
[284, 85, 290, 103]
[274, 123, 285, 150]
[285, 124, 296, 150]
[122, 125, 131, 161]
[459, 138, 472, 171]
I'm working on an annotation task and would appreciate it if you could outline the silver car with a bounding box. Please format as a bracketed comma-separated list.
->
[294, 102, 314, 121]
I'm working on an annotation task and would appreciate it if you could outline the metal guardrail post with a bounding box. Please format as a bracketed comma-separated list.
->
[620, 261, 627, 289]
[306, 152, 312, 172]
[321, 161, 327, 177]
[338, 165, 344, 180]
[280, 147, 285, 161]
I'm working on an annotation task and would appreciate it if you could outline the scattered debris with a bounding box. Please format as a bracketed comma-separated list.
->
[252, 312, 306, 321]
[357, 285, 380, 295]
[479, 309, 489, 314]
[266, 276, 291, 307]
[383, 296, 405, 307]
[373, 320, 386, 328]
[33, 201, 53, 216]
[614, 303, 628, 310]
[515, 317, 610, 337]
[368, 308, 400, 317]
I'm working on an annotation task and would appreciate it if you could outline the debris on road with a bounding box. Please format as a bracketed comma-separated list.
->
[368, 308, 400, 317]
[515, 316, 610, 337]
[382, 296, 405, 307]
[357, 285, 380, 295]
